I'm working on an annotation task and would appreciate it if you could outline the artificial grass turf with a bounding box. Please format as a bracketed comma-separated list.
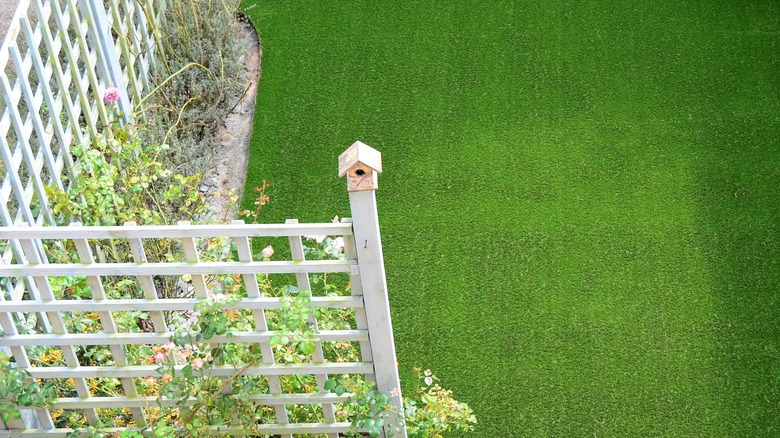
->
[239, 0, 780, 435]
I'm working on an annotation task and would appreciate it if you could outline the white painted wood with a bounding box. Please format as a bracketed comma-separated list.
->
[0, 216, 398, 435]
[0, 296, 363, 312]
[18, 237, 100, 426]
[0, 1, 31, 66]
[347, 189, 406, 437]
[0, 88, 38, 226]
[0, 18, 407, 432]
[0, 222, 354, 239]
[19, 16, 69, 190]
[1, 0, 165, 235]
[80, 0, 132, 124]
[342, 218, 374, 367]
[66, 0, 112, 131]
[0, 423, 359, 438]
[124, 222, 167, 332]
[31, 0, 86, 161]
[178, 221, 209, 298]
[51, 393, 352, 409]
[0, 330, 369, 346]
[49, 0, 98, 139]
[8, 43, 59, 224]
[287, 219, 338, 437]
[25, 362, 374, 379]
[71, 224, 147, 426]
[230, 220, 290, 429]
[0, 259, 355, 276]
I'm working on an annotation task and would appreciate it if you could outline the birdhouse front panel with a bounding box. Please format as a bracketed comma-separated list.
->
[347, 163, 379, 191]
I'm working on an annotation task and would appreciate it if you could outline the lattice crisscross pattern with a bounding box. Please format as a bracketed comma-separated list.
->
[0, 0, 163, 233]
[0, 221, 388, 436]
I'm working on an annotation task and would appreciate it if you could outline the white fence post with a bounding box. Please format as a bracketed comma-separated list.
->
[340, 141, 407, 438]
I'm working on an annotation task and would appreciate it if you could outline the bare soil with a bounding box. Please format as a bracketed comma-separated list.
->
[201, 19, 260, 223]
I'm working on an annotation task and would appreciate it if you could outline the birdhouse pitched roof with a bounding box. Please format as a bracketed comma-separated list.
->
[338, 141, 383, 177]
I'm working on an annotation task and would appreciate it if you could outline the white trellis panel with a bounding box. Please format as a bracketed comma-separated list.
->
[0, 220, 403, 436]
[0, 0, 164, 232]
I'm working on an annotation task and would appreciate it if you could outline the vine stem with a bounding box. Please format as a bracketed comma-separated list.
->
[180, 359, 258, 427]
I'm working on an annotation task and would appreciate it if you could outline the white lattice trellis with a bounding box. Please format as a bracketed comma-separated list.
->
[0, 0, 163, 231]
[0, 218, 402, 436]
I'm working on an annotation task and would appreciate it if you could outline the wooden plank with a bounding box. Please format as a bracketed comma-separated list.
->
[347, 189, 406, 438]
[124, 222, 167, 332]
[0, 423, 359, 437]
[342, 218, 374, 365]
[0, 259, 356, 276]
[47, 0, 97, 139]
[0, 0, 32, 69]
[33, 0, 85, 158]
[18, 238, 99, 425]
[19, 17, 68, 191]
[107, 0, 143, 107]
[79, 0, 131, 124]
[286, 219, 337, 437]
[0, 81, 37, 226]
[65, 0, 111, 130]
[71, 226, 146, 427]
[25, 362, 374, 379]
[0, 222, 354, 239]
[231, 223, 291, 432]
[51, 393, 352, 409]
[178, 221, 209, 298]
[0, 330, 369, 347]
[0, 296, 364, 312]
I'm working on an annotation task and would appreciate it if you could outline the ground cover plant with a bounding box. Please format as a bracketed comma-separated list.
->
[240, 0, 780, 435]
[140, 0, 247, 174]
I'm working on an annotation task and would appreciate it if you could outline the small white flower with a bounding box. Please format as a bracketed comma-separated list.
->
[325, 237, 345, 254]
[304, 235, 326, 243]
[260, 245, 274, 259]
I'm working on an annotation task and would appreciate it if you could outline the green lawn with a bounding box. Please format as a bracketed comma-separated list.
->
[239, 1, 780, 435]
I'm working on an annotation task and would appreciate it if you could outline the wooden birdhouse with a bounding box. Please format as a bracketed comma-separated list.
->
[338, 141, 383, 191]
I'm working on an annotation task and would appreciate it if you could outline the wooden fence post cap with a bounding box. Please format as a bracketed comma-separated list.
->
[338, 141, 382, 191]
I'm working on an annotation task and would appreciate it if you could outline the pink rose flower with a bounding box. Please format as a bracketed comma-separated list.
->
[154, 352, 165, 363]
[103, 87, 120, 104]
[260, 245, 274, 259]
[192, 357, 205, 369]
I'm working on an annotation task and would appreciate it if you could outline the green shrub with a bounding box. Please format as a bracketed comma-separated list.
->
[142, 0, 248, 173]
